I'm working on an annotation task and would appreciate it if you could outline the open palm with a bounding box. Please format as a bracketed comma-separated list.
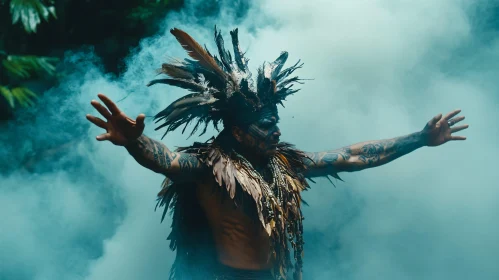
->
[423, 109, 469, 147]
[86, 94, 145, 146]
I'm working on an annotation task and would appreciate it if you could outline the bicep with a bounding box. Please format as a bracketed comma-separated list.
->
[163, 152, 207, 179]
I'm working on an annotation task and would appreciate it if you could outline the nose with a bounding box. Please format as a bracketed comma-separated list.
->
[274, 128, 281, 137]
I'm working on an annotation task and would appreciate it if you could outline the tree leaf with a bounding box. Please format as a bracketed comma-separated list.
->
[0, 86, 15, 108]
[10, 87, 38, 107]
[2, 55, 58, 79]
[10, 0, 57, 33]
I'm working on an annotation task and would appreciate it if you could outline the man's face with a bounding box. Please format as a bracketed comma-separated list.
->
[236, 110, 281, 157]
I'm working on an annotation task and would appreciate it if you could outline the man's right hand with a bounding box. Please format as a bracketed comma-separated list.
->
[86, 93, 145, 146]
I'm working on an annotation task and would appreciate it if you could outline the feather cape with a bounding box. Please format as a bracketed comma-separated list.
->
[156, 137, 311, 280]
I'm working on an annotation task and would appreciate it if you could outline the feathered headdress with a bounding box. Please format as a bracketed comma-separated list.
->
[148, 27, 303, 139]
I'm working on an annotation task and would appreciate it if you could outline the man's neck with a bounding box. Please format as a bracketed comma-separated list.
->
[234, 144, 270, 169]
[218, 130, 270, 169]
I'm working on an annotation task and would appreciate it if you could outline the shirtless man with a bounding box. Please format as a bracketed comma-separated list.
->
[86, 28, 469, 279]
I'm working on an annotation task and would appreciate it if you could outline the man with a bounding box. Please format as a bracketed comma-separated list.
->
[86, 28, 468, 280]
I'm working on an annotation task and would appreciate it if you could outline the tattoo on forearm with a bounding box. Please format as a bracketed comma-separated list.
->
[358, 143, 384, 165]
[355, 132, 423, 168]
[126, 135, 154, 161]
[305, 132, 424, 175]
[155, 142, 165, 168]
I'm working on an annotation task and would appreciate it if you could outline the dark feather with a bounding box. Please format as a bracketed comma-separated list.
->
[147, 78, 207, 93]
[159, 63, 194, 80]
[154, 104, 212, 139]
[329, 172, 344, 182]
[275, 60, 303, 83]
[230, 28, 248, 72]
[277, 76, 303, 89]
[204, 45, 224, 68]
[154, 93, 215, 121]
[271, 51, 289, 80]
[301, 199, 309, 206]
[170, 28, 228, 80]
[189, 117, 205, 137]
[214, 27, 233, 73]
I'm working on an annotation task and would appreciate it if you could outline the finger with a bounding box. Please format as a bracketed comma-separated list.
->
[443, 109, 461, 121]
[96, 133, 111, 141]
[429, 113, 442, 126]
[98, 93, 121, 115]
[91, 100, 112, 119]
[451, 124, 469, 133]
[124, 114, 136, 124]
[86, 114, 108, 129]
[450, 135, 466, 141]
[136, 114, 146, 127]
[448, 116, 465, 126]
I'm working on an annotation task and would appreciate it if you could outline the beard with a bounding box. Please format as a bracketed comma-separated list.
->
[255, 139, 280, 158]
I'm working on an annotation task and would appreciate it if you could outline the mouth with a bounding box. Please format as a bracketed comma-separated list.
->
[269, 141, 280, 148]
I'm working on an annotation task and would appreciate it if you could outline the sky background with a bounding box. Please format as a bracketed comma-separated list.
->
[1, 0, 498, 279]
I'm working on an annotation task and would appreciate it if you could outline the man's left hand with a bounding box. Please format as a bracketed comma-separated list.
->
[422, 109, 469, 147]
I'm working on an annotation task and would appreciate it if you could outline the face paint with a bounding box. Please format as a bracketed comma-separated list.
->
[242, 109, 281, 156]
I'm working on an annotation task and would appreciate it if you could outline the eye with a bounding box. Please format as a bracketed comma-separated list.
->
[259, 120, 276, 128]
[260, 123, 272, 129]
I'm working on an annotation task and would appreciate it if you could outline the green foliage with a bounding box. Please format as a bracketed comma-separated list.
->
[9, 0, 57, 33]
[0, 1, 58, 111]
[0, 86, 37, 108]
[2, 55, 58, 79]
[0, 0, 184, 116]
[0, 55, 58, 109]
[0, 54, 58, 108]
[128, 0, 175, 22]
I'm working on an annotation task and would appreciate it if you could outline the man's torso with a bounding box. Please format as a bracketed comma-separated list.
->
[196, 179, 275, 270]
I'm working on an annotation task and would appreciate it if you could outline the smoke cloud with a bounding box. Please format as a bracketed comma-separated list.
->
[1, 0, 498, 279]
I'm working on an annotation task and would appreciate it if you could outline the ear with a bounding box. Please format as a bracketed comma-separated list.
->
[231, 126, 244, 143]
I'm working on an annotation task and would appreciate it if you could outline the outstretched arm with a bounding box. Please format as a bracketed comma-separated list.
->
[305, 132, 424, 176]
[304, 109, 469, 177]
[86, 94, 206, 181]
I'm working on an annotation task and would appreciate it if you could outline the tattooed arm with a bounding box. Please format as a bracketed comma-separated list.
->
[304, 110, 469, 177]
[125, 135, 206, 180]
[86, 94, 206, 181]
[304, 132, 424, 176]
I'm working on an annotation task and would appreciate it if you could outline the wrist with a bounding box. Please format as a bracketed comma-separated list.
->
[415, 131, 429, 147]
[124, 135, 143, 149]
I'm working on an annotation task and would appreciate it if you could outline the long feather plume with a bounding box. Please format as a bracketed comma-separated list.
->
[154, 93, 216, 120]
[270, 52, 288, 80]
[158, 63, 194, 80]
[147, 78, 206, 93]
[170, 28, 228, 81]
[230, 28, 248, 72]
[214, 27, 233, 73]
